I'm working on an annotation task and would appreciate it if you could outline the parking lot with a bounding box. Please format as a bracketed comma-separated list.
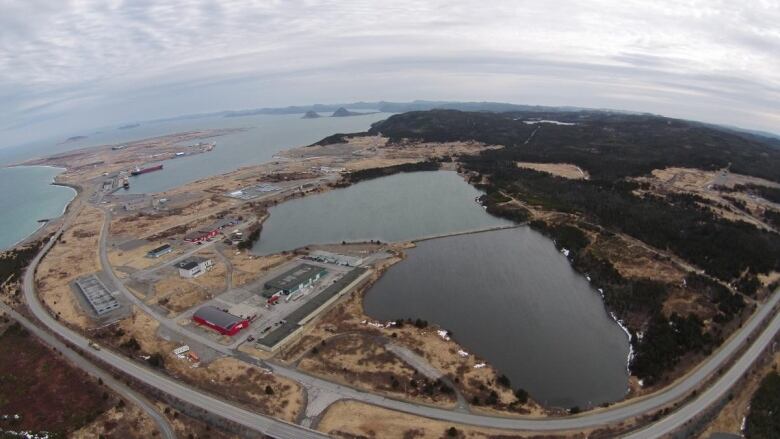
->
[176, 258, 354, 347]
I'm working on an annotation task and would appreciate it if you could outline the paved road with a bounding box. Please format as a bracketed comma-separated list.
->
[625, 306, 780, 438]
[96, 201, 780, 432]
[23, 219, 328, 439]
[0, 303, 176, 439]
[23, 195, 780, 437]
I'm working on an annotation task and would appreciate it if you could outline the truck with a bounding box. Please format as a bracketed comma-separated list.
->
[88, 341, 101, 351]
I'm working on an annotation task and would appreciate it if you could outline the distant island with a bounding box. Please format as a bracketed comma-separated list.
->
[331, 107, 360, 117]
[118, 123, 141, 130]
[59, 135, 87, 144]
[302, 111, 321, 119]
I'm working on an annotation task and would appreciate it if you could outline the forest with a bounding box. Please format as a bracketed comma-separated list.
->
[367, 109, 780, 382]
[745, 371, 780, 439]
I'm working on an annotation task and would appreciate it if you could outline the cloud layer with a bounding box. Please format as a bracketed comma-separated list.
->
[1, 0, 778, 145]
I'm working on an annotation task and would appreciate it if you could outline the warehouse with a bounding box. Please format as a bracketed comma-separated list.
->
[75, 275, 121, 316]
[192, 306, 249, 336]
[147, 244, 172, 258]
[263, 263, 326, 297]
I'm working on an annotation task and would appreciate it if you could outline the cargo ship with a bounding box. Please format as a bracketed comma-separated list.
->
[130, 164, 163, 176]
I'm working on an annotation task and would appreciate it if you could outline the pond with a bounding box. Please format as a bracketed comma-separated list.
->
[363, 227, 630, 408]
[252, 171, 513, 255]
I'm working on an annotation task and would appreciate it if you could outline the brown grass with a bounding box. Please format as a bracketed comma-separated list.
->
[73, 404, 157, 439]
[36, 205, 104, 329]
[516, 162, 589, 180]
[317, 400, 584, 439]
[0, 323, 113, 436]
[299, 333, 456, 407]
[168, 357, 303, 422]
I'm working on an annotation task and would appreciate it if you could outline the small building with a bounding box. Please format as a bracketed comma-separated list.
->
[147, 244, 172, 258]
[263, 263, 326, 297]
[192, 306, 249, 336]
[183, 218, 239, 243]
[177, 258, 214, 278]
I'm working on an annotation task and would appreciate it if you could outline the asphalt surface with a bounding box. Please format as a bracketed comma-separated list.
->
[625, 305, 780, 438]
[20, 195, 780, 437]
[24, 217, 329, 439]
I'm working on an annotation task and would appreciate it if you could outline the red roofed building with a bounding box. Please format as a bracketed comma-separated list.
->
[192, 306, 249, 336]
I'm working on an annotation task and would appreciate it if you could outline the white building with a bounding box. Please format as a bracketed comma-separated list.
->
[177, 258, 214, 278]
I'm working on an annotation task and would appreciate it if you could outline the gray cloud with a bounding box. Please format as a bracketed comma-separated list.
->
[0, 0, 778, 147]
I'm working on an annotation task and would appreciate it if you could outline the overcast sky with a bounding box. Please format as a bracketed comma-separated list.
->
[1, 0, 779, 147]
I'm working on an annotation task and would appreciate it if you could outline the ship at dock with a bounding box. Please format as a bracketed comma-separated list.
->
[130, 164, 164, 176]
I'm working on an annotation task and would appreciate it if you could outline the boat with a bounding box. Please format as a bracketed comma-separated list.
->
[130, 164, 163, 176]
[122, 178, 130, 189]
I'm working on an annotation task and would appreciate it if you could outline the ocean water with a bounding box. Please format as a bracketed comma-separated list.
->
[0, 166, 76, 250]
[0, 111, 390, 248]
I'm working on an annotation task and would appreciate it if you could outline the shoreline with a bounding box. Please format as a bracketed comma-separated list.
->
[0, 165, 77, 251]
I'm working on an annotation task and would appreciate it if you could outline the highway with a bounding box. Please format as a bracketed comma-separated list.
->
[19, 195, 780, 437]
[0, 302, 176, 439]
[23, 218, 329, 439]
[625, 305, 779, 438]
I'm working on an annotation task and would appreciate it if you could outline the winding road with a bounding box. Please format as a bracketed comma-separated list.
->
[0, 302, 176, 439]
[17, 192, 780, 438]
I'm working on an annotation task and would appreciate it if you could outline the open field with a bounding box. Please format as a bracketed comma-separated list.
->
[36, 205, 104, 329]
[317, 400, 585, 439]
[0, 322, 113, 436]
[298, 333, 457, 407]
[169, 357, 304, 422]
[516, 162, 589, 180]
[227, 251, 294, 288]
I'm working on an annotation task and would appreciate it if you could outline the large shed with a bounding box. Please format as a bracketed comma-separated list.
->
[192, 306, 249, 336]
[263, 263, 326, 296]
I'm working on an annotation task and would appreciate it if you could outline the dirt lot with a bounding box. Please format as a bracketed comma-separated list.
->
[0, 323, 113, 436]
[298, 333, 457, 407]
[35, 205, 104, 329]
[516, 162, 589, 180]
[317, 400, 585, 439]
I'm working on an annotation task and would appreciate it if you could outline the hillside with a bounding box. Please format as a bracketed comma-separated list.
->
[367, 109, 780, 385]
[370, 110, 780, 182]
